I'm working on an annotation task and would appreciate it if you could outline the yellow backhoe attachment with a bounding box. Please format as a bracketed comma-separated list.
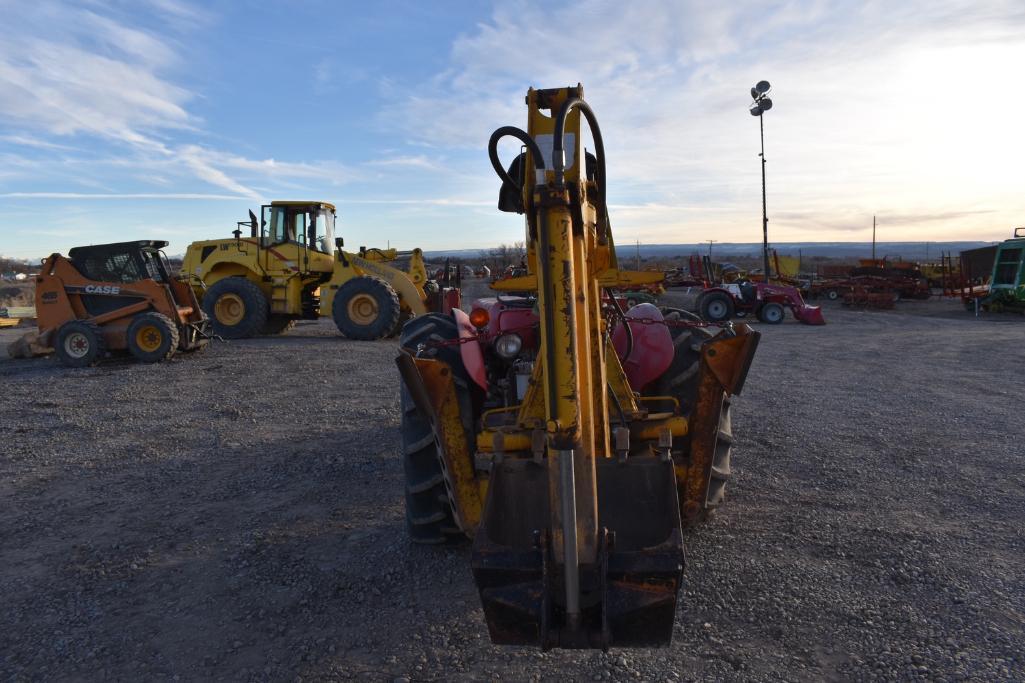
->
[396, 85, 759, 650]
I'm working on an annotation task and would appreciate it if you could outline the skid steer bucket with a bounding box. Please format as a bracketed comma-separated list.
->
[472, 455, 684, 650]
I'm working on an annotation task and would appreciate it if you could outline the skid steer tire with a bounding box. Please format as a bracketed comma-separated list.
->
[332, 276, 401, 340]
[203, 277, 269, 339]
[261, 315, 297, 335]
[126, 312, 179, 363]
[398, 313, 475, 545]
[55, 320, 105, 367]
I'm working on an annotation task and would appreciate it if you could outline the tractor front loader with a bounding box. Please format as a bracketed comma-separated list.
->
[28, 240, 209, 366]
[397, 86, 760, 650]
[182, 201, 459, 340]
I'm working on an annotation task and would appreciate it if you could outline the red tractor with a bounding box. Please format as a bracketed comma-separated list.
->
[698, 280, 825, 325]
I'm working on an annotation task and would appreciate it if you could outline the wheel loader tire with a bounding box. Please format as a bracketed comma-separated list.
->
[203, 277, 268, 339]
[398, 313, 475, 545]
[261, 315, 297, 335]
[757, 302, 785, 324]
[126, 312, 179, 363]
[699, 291, 735, 322]
[332, 276, 401, 340]
[55, 320, 105, 367]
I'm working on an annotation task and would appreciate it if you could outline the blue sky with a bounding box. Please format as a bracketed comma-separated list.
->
[2, 0, 1024, 258]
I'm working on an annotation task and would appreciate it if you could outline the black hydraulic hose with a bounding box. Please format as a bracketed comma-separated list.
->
[552, 98, 605, 195]
[488, 126, 546, 191]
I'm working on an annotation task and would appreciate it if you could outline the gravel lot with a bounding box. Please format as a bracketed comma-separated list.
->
[1, 297, 1022, 681]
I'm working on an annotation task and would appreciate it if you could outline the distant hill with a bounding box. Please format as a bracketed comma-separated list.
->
[425, 241, 994, 262]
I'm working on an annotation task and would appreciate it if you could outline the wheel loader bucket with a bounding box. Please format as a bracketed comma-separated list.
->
[471, 455, 684, 650]
[792, 304, 826, 325]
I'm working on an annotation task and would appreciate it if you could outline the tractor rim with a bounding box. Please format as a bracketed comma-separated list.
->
[766, 306, 783, 322]
[347, 293, 379, 325]
[64, 332, 90, 359]
[708, 300, 727, 318]
[214, 293, 245, 325]
[135, 324, 163, 352]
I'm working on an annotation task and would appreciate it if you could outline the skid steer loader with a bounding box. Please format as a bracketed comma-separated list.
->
[396, 85, 761, 650]
[25, 240, 209, 366]
[181, 201, 460, 340]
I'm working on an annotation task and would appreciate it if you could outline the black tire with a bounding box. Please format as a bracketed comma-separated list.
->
[126, 312, 179, 363]
[55, 320, 105, 367]
[261, 315, 297, 335]
[705, 397, 733, 511]
[388, 309, 413, 338]
[757, 302, 785, 324]
[332, 276, 401, 340]
[647, 312, 734, 519]
[202, 277, 268, 339]
[398, 313, 475, 545]
[648, 311, 714, 413]
[699, 291, 735, 322]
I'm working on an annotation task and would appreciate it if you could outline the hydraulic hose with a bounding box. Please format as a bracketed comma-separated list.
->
[488, 126, 546, 192]
[552, 98, 605, 195]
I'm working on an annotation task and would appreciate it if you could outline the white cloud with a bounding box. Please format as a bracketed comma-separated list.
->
[0, 1, 355, 202]
[384, 0, 1025, 242]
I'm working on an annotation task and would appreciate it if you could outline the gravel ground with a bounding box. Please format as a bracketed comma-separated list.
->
[1, 297, 1022, 681]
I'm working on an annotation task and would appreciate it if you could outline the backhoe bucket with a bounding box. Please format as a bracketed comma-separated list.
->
[792, 304, 826, 325]
[471, 455, 684, 650]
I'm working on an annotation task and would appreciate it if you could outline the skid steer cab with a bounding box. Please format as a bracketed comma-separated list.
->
[181, 201, 460, 340]
[396, 85, 761, 650]
[33, 240, 210, 366]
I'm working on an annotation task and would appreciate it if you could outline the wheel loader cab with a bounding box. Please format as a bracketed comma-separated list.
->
[260, 202, 336, 255]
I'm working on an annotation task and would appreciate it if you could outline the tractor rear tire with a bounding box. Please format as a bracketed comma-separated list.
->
[332, 276, 401, 340]
[55, 320, 105, 367]
[647, 312, 734, 522]
[757, 302, 785, 324]
[203, 277, 269, 339]
[699, 291, 735, 322]
[649, 311, 714, 413]
[398, 313, 474, 545]
[126, 312, 179, 363]
[262, 315, 297, 335]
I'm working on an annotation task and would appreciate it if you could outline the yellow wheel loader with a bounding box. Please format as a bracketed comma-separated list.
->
[396, 86, 761, 650]
[181, 201, 460, 340]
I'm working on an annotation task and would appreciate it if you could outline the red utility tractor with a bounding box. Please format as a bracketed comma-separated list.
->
[697, 281, 825, 325]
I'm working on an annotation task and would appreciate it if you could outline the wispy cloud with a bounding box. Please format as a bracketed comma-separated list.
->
[1, 192, 248, 200]
[383, 1, 1025, 242]
[0, 1, 355, 201]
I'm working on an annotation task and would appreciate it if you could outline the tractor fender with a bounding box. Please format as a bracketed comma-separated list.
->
[452, 308, 487, 390]
[611, 303, 674, 391]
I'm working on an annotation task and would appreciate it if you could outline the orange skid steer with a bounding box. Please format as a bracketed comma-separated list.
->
[31, 240, 210, 366]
